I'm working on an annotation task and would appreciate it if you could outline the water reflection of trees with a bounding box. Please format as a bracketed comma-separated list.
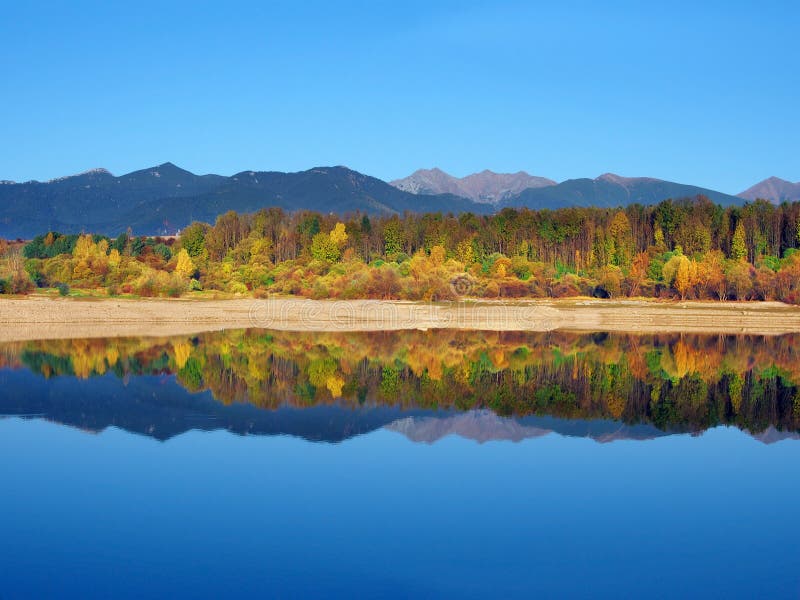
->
[3, 330, 799, 435]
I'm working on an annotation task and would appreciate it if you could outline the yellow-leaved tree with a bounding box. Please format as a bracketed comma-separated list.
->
[174, 249, 196, 279]
[329, 222, 348, 249]
[108, 248, 121, 268]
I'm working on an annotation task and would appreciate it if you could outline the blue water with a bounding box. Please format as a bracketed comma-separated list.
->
[1, 416, 799, 598]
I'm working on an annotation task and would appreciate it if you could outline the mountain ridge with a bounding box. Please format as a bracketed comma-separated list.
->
[499, 175, 743, 209]
[0, 163, 491, 238]
[738, 176, 800, 203]
[0, 162, 759, 239]
[393, 168, 745, 209]
[391, 167, 556, 203]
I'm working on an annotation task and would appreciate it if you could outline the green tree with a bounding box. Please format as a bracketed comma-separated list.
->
[653, 225, 667, 252]
[796, 216, 800, 247]
[731, 221, 747, 261]
[181, 223, 208, 258]
[608, 211, 634, 268]
[311, 232, 340, 263]
[383, 220, 402, 257]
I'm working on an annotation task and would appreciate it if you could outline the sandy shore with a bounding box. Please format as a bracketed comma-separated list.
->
[1, 296, 800, 342]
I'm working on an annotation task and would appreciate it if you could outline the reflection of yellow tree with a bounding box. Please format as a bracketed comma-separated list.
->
[105, 346, 119, 368]
[9, 330, 800, 434]
[172, 342, 192, 370]
[326, 375, 345, 398]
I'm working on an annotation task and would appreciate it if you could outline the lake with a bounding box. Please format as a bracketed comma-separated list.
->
[1, 330, 799, 598]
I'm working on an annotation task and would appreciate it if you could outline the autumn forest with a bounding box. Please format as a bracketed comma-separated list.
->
[2, 196, 800, 302]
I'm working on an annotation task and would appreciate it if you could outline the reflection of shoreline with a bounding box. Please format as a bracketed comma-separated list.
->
[2, 369, 797, 446]
[3, 297, 800, 342]
[3, 329, 800, 440]
[3, 365, 795, 445]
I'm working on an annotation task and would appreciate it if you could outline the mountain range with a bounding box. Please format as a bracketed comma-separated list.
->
[391, 169, 799, 208]
[496, 173, 744, 210]
[0, 163, 793, 239]
[390, 168, 556, 203]
[0, 163, 488, 238]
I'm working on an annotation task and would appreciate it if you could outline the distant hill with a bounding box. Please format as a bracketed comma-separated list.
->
[116, 166, 488, 235]
[0, 164, 489, 238]
[739, 176, 800, 203]
[0, 163, 752, 239]
[500, 173, 744, 210]
[0, 163, 227, 238]
[391, 168, 555, 203]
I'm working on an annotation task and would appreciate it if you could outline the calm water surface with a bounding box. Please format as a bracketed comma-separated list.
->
[1, 330, 799, 598]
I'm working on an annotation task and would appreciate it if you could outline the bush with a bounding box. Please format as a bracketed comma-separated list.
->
[483, 281, 500, 298]
[311, 280, 329, 299]
[25, 260, 46, 287]
[511, 255, 532, 280]
[57, 282, 70, 296]
[130, 271, 188, 297]
[0, 278, 7, 294]
[10, 271, 33, 294]
[133, 275, 157, 297]
[498, 279, 532, 298]
[784, 290, 800, 305]
[227, 281, 248, 295]
[550, 274, 582, 298]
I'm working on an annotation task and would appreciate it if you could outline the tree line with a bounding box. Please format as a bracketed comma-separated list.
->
[4, 195, 800, 301]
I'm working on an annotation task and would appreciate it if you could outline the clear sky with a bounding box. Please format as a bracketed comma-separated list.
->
[1, 0, 797, 193]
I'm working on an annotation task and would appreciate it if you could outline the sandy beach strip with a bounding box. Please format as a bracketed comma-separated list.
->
[1, 296, 800, 342]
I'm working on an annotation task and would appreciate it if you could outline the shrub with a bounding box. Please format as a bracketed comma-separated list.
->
[784, 290, 800, 306]
[498, 279, 532, 298]
[10, 271, 33, 294]
[25, 260, 46, 287]
[550, 274, 582, 298]
[511, 255, 532, 280]
[311, 280, 329, 299]
[227, 281, 249, 295]
[133, 275, 157, 297]
[483, 281, 500, 298]
[57, 282, 70, 296]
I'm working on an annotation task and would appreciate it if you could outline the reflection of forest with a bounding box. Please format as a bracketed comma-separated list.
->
[2, 329, 799, 435]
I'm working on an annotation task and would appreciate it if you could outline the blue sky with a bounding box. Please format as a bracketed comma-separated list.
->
[1, 0, 797, 193]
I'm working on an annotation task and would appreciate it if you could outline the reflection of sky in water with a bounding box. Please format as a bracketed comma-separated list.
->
[1, 330, 800, 598]
[1, 417, 799, 598]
